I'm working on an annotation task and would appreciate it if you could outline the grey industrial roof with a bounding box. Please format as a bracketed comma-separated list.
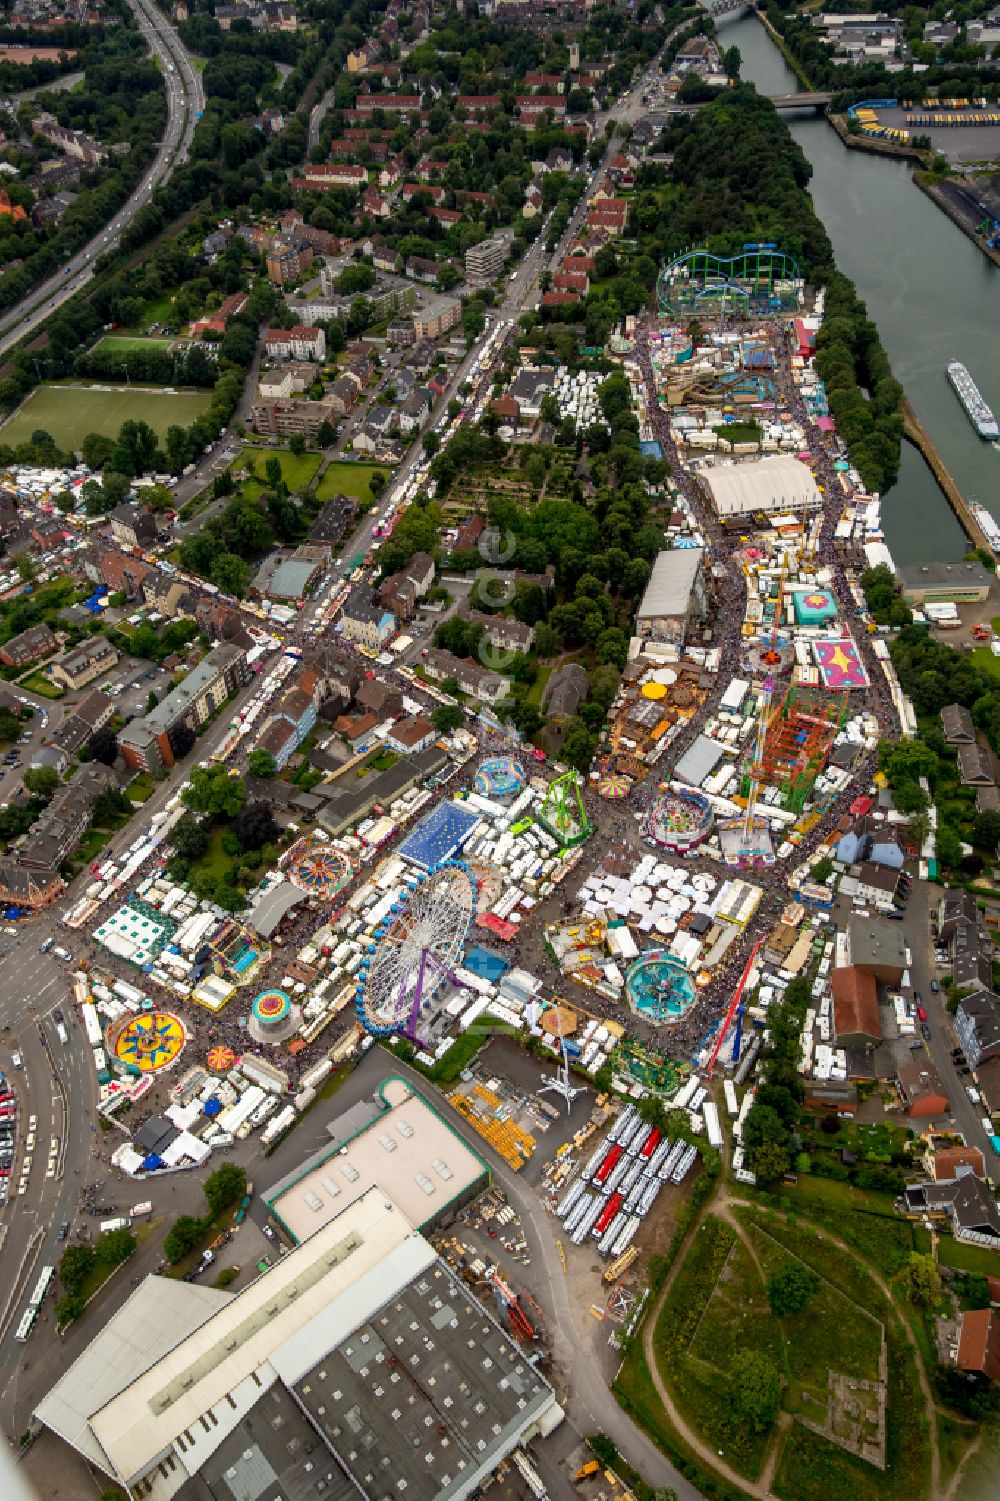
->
[264, 559, 318, 600]
[847, 915, 907, 971]
[247, 878, 307, 937]
[637, 548, 704, 619]
[33, 1278, 232, 1467]
[292, 1257, 554, 1501]
[898, 559, 993, 590]
[673, 733, 727, 787]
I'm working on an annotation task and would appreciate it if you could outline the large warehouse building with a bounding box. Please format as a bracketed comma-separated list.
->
[264, 1076, 490, 1241]
[697, 455, 821, 523]
[35, 1191, 563, 1501]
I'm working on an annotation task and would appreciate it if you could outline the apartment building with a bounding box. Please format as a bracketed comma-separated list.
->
[412, 295, 461, 339]
[48, 636, 118, 691]
[465, 236, 507, 283]
[263, 324, 326, 362]
[119, 643, 250, 771]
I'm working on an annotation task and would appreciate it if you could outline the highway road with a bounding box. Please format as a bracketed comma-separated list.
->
[0, 0, 205, 359]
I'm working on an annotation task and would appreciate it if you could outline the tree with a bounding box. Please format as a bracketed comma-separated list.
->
[422, 430, 440, 456]
[86, 727, 119, 766]
[248, 748, 277, 779]
[183, 765, 247, 819]
[164, 1215, 208, 1265]
[898, 1252, 941, 1307]
[203, 1163, 246, 1217]
[561, 717, 597, 774]
[811, 855, 834, 884]
[233, 800, 278, 852]
[369, 469, 387, 496]
[432, 703, 464, 733]
[974, 809, 1000, 849]
[171, 815, 211, 861]
[767, 1265, 819, 1317]
[289, 433, 306, 457]
[747, 1138, 791, 1183]
[96, 1227, 136, 1267]
[317, 420, 336, 448]
[23, 764, 58, 800]
[727, 1349, 782, 1434]
[265, 456, 282, 489]
[59, 1243, 96, 1296]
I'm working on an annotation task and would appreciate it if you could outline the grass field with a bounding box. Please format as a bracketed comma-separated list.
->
[1, 384, 213, 449]
[93, 335, 178, 356]
[316, 459, 388, 501]
[234, 446, 322, 497]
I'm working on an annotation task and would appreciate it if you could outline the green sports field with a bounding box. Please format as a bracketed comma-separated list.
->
[92, 335, 178, 356]
[0, 383, 214, 450]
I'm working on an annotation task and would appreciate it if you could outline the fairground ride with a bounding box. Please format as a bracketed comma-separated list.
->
[538, 770, 591, 847]
[657, 243, 803, 321]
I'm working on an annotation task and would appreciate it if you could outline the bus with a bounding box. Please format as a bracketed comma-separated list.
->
[28, 1265, 55, 1311]
[14, 1309, 36, 1343]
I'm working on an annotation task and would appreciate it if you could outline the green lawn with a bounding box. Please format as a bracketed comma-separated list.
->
[234, 446, 322, 496]
[18, 670, 64, 698]
[315, 459, 389, 502]
[1, 384, 213, 449]
[127, 772, 157, 803]
[935, 1233, 1000, 1277]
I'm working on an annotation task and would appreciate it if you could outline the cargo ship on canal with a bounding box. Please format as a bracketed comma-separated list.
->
[947, 361, 999, 439]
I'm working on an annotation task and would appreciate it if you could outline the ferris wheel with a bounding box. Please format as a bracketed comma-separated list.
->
[355, 860, 478, 1038]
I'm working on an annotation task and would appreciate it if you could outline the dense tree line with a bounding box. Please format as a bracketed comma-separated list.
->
[814, 274, 904, 495]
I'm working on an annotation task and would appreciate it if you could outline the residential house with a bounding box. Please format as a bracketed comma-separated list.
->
[0, 622, 56, 669]
[251, 396, 338, 440]
[956, 991, 1000, 1068]
[92, 549, 150, 601]
[108, 503, 157, 551]
[901, 1167, 1000, 1245]
[339, 588, 396, 651]
[19, 763, 114, 873]
[308, 496, 355, 547]
[378, 572, 417, 621]
[898, 1057, 949, 1118]
[462, 609, 534, 656]
[836, 814, 905, 868]
[854, 861, 906, 912]
[48, 636, 118, 691]
[959, 743, 996, 787]
[957, 1310, 1000, 1383]
[328, 375, 360, 416]
[420, 647, 509, 705]
[942, 703, 976, 744]
[386, 714, 436, 755]
[265, 238, 314, 287]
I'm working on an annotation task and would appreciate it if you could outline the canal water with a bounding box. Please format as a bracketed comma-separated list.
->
[723, 14, 1000, 564]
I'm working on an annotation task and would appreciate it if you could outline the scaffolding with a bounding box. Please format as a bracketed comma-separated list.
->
[744, 683, 848, 813]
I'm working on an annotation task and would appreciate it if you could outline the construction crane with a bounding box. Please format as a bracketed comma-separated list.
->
[706, 938, 763, 1079]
